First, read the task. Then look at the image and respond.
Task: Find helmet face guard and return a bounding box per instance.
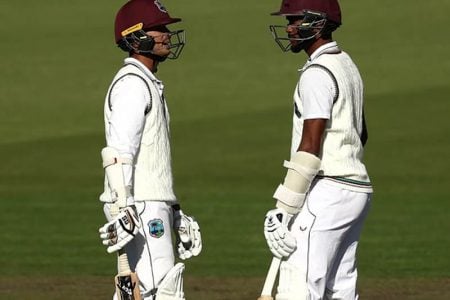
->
[166,29,185,59]
[119,28,186,60]
[270,10,327,52]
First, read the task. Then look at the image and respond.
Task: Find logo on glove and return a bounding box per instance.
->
[148,219,165,238]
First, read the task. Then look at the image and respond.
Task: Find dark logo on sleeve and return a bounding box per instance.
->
[294,102,302,118]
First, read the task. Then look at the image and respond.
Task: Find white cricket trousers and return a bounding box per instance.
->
[286,179,371,300]
[113,201,176,300]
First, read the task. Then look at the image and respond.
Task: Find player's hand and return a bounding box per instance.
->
[264,208,296,258]
[99,206,140,253]
[102,195,135,222]
[173,209,202,260]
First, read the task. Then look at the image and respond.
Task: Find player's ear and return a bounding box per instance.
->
[137,34,155,52]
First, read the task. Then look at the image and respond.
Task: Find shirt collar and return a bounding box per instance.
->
[299,41,340,71]
[124,57,162,85]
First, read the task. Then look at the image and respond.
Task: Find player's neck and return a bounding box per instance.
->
[305,38,333,57]
[131,53,160,73]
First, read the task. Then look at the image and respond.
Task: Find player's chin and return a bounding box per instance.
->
[160,47,171,56]
[154,49,171,58]
[290,44,303,53]
[154,43,170,53]
[288,40,302,53]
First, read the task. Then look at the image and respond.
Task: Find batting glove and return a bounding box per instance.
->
[173,207,202,260]
[99,206,140,253]
[264,208,296,258]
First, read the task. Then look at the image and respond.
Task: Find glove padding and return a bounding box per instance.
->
[264,208,296,258]
[99,206,140,253]
[173,209,202,260]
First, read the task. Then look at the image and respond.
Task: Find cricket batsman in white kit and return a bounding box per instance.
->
[97,1,201,299]
[263,0,373,299]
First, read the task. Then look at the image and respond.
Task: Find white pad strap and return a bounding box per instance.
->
[283,160,317,181]
[156,263,185,300]
[102,157,133,168]
[273,184,306,215]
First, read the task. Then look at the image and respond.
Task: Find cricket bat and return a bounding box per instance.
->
[115,251,142,300]
[102,147,142,300]
[257,214,293,300]
[111,206,142,300]
[257,257,281,300]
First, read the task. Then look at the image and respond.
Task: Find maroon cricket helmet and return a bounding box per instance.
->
[114,0,181,43]
[271,0,342,24]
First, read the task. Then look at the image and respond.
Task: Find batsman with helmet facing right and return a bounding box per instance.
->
[262,0,373,299]
[97,1,202,299]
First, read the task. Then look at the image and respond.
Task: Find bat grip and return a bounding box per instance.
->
[118,250,132,276]
[110,204,132,276]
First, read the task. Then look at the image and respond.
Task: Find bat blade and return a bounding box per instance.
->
[115,272,142,300]
[257,257,281,300]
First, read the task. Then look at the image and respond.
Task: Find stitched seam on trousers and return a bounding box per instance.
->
[305,201,317,292]
[140,201,157,293]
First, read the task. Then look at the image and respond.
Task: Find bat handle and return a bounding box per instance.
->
[259,214,293,299]
[118,250,132,275]
[110,204,133,276]
[258,256,281,300]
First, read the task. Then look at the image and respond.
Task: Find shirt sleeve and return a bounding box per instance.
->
[107,76,149,186]
[299,67,336,120]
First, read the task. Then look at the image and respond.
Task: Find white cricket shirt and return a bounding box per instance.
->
[291,42,373,193]
[103,58,177,202]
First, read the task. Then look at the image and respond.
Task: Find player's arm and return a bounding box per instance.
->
[274,66,334,215]
[297,118,327,155]
[99,76,150,253]
[107,76,149,191]
[264,67,334,259]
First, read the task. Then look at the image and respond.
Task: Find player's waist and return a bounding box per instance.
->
[316,175,373,193]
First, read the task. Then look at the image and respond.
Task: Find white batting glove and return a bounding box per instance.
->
[99,206,140,253]
[102,196,135,222]
[173,207,202,260]
[264,208,296,258]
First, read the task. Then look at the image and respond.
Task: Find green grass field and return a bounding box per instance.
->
[1,0,449,298]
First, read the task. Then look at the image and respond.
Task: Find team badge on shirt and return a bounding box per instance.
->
[148,219,165,238]
[154,0,168,13]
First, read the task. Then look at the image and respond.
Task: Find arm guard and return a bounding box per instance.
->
[101,147,134,210]
[273,151,321,214]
